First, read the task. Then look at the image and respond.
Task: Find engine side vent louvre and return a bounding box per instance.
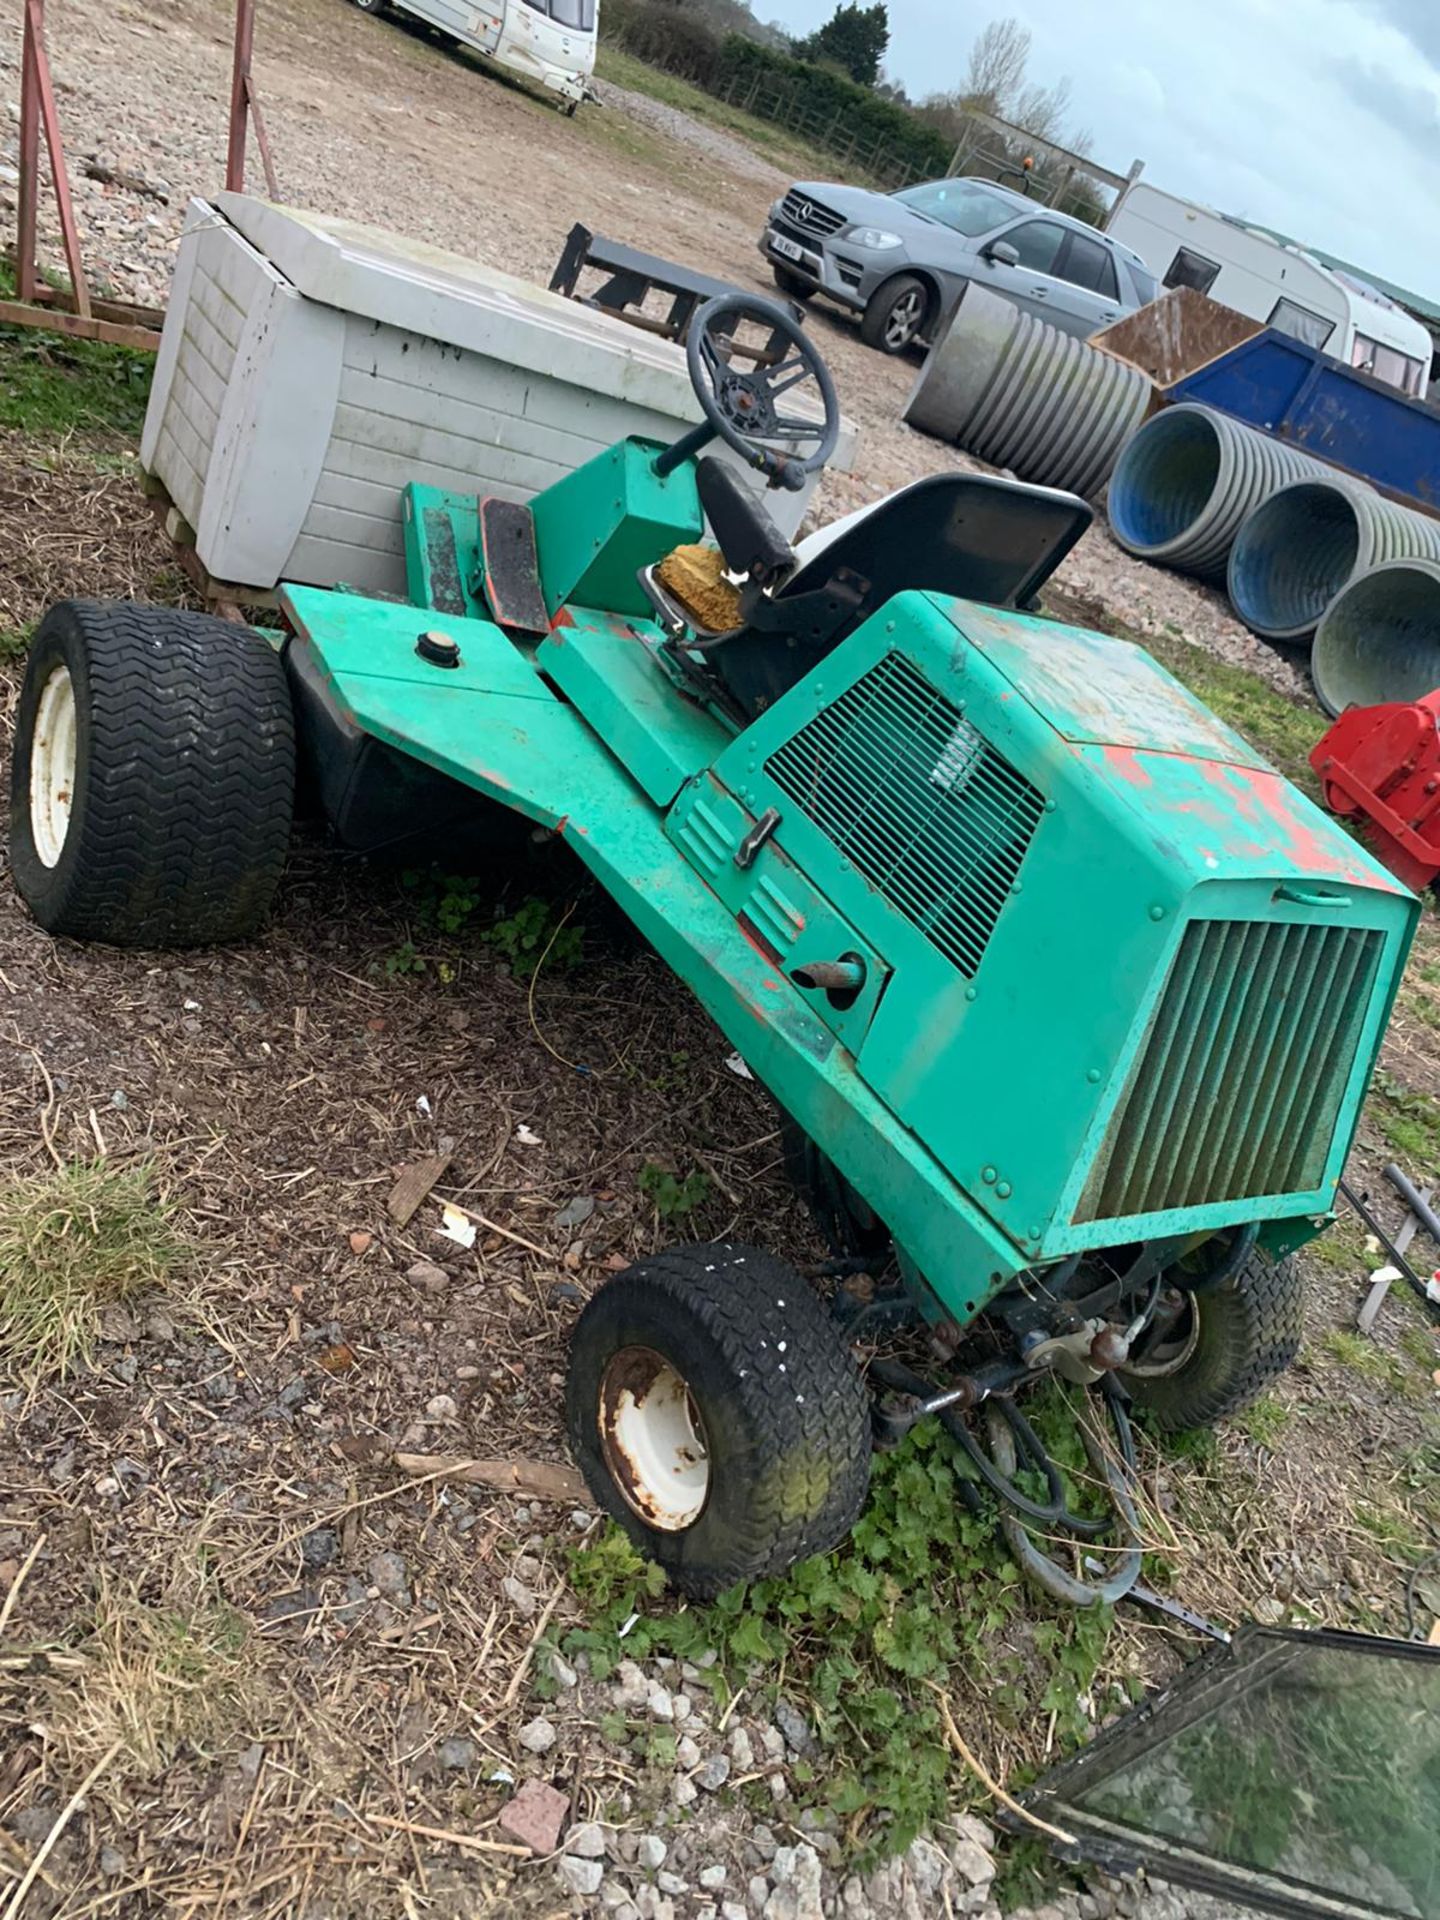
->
[1081,918,1384,1222]
[766,653,1045,979]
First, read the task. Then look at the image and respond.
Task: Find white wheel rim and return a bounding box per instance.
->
[29,665,77,869]
[599,1346,711,1532]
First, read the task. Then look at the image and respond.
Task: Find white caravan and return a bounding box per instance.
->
[1107,181,1430,399]
[350,0,596,113]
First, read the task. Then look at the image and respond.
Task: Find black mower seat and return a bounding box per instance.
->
[706,471,1094,720]
[695,456,795,585]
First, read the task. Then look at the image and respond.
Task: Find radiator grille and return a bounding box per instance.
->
[766,654,1044,978]
[781,190,846,237]
[1080,919,1383,1222]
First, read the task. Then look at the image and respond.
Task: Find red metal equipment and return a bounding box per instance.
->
[1311,693,1440,893]
[4,0,273,351]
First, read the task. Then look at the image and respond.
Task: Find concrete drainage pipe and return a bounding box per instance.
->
[1107,405,1337,583]
[904,281,1151,501]
[1228,478,1440,643]
[1311,559,1440,717]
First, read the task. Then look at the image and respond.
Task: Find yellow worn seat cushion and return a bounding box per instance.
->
[656,544,742,633]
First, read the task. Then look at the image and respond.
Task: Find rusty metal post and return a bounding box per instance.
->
[15,0,39,300]
[227,0,280,199]
[16,0,91,317]
[226,0,254,192]
[248,81,281,200]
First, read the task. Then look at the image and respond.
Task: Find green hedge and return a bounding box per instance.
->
[599,5,953,185]
[601,0,727,87]
[717,38,951,180]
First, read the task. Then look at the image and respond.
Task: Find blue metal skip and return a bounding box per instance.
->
[1164,331,1440,513]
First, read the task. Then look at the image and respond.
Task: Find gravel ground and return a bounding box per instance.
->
[0,6,1428,1917]
[586,76,792,188]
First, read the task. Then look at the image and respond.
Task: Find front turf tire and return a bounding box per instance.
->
[9,600,295,948]
[567,1243,872,1597]
[1121,1250,1304,1432]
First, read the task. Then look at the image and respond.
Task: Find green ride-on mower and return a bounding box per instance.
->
[9,296,1417,1603]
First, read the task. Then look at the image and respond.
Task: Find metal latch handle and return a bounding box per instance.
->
[735,807,781,871]
[1273,885,1350,909]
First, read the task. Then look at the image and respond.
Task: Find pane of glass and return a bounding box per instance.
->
[1268,299,1335,350]
[548,0,595,26]
[1389,350,1422,396]
[893,180,1018,237]
[1004,222,1066,273]
[1130,263,1159,305]
[1355,339,1424,394]
[1164,248,1221,295]
[1060,233,1115,296]
[1057,1635,1440,1917]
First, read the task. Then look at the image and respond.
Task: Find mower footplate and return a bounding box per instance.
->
[479,498,550,635]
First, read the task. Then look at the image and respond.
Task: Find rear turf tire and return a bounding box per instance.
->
[9,600,295,947]
[566,1243,872,1596]
[1121,1251,1304,1432]
[781,1119,891,1261]
[861,273,930,354]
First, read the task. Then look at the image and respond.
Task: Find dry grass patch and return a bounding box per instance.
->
[37,1551,257,1788]
[0,1159,185,1387]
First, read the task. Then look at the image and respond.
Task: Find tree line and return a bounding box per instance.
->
[601,3,1108,221]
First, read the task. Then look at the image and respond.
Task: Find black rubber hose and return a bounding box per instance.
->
[1384,1163,1440,1251]
[872,1358,1112,1537]
[1338,1179,1440,1317]
[988,1387,1144,1607]
[1173,1222,1259,1296]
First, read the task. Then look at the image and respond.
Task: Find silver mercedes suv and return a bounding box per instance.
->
[759,175,1157,354]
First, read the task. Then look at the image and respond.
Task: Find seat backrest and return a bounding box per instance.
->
[711,471,1093,718]
[695,456,795,582]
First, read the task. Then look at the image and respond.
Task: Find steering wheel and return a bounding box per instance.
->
[657,294,840,492]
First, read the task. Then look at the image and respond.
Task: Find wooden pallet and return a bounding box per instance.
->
[142,471,280,622]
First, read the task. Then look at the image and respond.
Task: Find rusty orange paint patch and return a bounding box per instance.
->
[1101,745,1155,789]
[1208,762,1388,885]
[737,915,782,967]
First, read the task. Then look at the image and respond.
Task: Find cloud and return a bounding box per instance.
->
[1363,0,1440,65]
[1339,59,1440,145]
[763,0,1440,295]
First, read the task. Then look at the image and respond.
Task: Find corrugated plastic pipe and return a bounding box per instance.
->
[904,280,1150,500]
[1311,558,1440,717]
[1107,405,1336,583]
[1228,478,1440,642]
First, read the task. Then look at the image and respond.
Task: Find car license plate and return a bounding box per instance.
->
[771,234,804,263]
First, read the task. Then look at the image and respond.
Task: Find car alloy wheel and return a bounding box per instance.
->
[884,288,925,349]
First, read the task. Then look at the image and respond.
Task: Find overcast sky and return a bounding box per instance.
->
[764,0,1440,299]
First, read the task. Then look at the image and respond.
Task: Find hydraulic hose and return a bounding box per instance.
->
[1172,1222,1258,1296]
[872,1359,1114,1539]
[986,1383,1144,1607]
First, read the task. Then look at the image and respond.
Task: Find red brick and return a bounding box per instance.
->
[498,1778,569,1854]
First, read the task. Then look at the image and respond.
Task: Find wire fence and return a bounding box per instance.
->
[715,72,930,191]
[715,74,1127,223]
